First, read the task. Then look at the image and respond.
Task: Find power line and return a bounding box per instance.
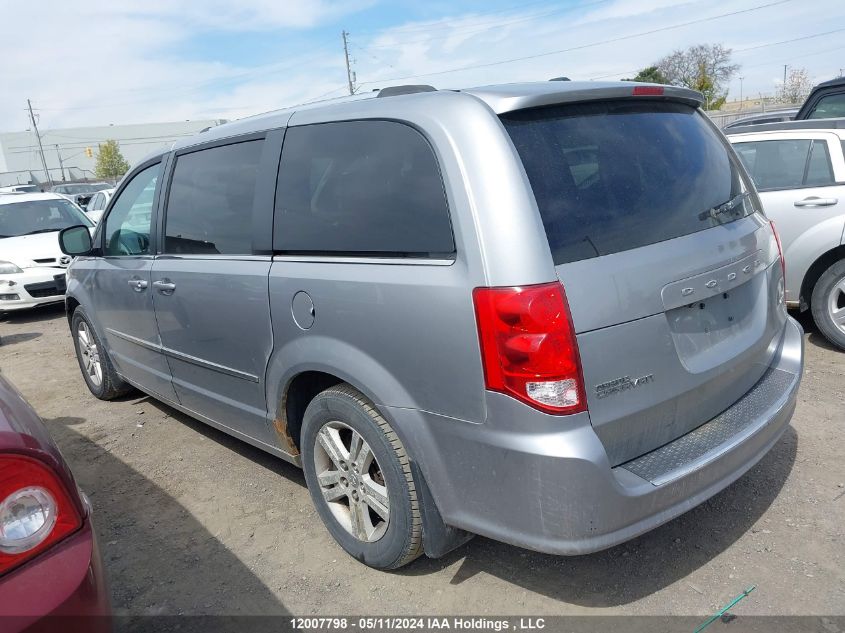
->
[352,0,565,37]
[365,0,614,49]
[734,27,845,53]
[588,26,845,80]
[350,42,398,72]
[357,0,794,87]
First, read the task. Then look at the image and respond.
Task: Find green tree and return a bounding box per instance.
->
[623,66,669,84]
[94,139,130,180]
[656,44,739,110]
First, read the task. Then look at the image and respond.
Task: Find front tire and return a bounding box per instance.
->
[71,308,133,399]
[301,384,423,570]
[810,260,845,351]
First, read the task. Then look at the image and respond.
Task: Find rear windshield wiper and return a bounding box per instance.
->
[699,192,749,222]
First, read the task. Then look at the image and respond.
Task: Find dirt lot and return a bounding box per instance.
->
[0,304,843,619]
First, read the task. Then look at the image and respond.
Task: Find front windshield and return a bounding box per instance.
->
[0,198,93,238]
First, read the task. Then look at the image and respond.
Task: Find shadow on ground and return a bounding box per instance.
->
[142,398,307,487]
[45,416,289,631]
[0,332,42,347]
[1,302,65,325]
[793,309,841,352]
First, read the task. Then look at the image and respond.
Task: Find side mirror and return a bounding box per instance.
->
[59,225,94,256]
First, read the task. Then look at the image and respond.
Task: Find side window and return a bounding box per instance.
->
[89,193,102,211]
[807,93,845,119]
[805,140,835,187]
[103,163,161,256]
[274,120,454,257]
[164,140,263,255]
[734,140,811,190]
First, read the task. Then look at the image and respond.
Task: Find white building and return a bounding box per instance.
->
[0,120,225,187]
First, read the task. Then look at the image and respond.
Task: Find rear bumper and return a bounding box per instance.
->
[389,316,803,555]
[0,517,111,632]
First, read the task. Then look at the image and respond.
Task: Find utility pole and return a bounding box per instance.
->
[739,77,744,111]
[54,145,66,181]
[342,30,355,95]
[27,99,53,187]
[783,65,788,88]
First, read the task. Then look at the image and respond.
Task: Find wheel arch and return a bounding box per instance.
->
[800,244,845,311]
[266,336,420,454]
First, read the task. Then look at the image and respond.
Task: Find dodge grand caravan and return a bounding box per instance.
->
[58,81,804,570]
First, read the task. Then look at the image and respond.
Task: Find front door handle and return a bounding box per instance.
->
[153,280,176,294]
[794,197,838,207]
[127,278,148,292]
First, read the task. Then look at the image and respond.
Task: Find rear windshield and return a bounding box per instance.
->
[501,100,752,265]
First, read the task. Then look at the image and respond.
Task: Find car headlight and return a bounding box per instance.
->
[0,261,23,274]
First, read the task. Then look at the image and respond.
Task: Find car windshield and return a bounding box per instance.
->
[0,198,93,238]
[501,100,750,265]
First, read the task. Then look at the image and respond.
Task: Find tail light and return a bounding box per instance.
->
[473,282,586,415]
[0,454,83,576]
[770,220,786,281]
[632,86,664,96]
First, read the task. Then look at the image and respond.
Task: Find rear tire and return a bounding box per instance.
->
[811,260,845,351]
[301,384,423,570]
[71,308,133,399]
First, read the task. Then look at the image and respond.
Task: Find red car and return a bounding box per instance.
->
[0,374,110,632]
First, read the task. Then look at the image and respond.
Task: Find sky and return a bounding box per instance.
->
[1,0,843,132]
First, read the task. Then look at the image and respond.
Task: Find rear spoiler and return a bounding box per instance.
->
[464,82,704,115]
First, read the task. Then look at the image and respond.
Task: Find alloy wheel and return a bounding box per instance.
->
[313,421,390,542]
[828,277,845,336]
[76,321,102,387]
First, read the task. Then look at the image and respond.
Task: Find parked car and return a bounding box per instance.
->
[727,121,845,349]
[51,183,112,209]
[795,76,845,120]
[0,373,110,631]
[58,81,803,570]
[0,185,40,194]
[723,108,798,130]
[0,193,93,312]
[84,188,114,224]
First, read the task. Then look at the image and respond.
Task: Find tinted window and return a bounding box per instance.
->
[0,198,92,238]
[734,140,811,190]
[807,93,845,119]
[165,140,263,255]
[274,121,453,257]
[501,101,750,265]
[104,163,160,256]
[805,140,835,186]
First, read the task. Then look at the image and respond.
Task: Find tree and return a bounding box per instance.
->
[656,44,739,109]
[94,140,130,180]
[622,66,670,84]
[778,67,812,104]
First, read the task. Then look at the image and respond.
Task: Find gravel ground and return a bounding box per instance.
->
[0,304,843,619]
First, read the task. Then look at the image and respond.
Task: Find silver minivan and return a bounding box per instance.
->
[59,81,804,570]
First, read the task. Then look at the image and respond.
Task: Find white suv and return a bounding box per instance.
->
[728,121,845,349]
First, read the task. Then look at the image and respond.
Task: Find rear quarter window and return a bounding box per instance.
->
[274,120,454,258]
[501,100,751,265]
